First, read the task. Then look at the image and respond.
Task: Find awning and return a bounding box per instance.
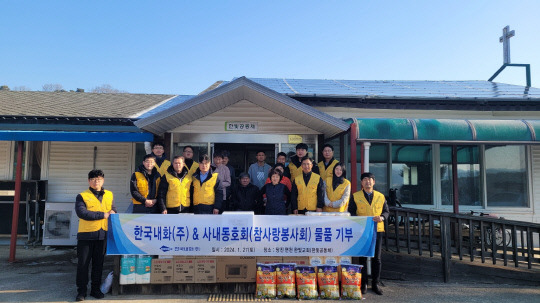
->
[0,131,153,142]
[348,118,540,143]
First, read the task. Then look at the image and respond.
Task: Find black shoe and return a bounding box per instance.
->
[75,294,85,301]
[372,284,383,295]
[89,290,105,299]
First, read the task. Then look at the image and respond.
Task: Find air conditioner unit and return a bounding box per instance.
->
[42,202,79,246]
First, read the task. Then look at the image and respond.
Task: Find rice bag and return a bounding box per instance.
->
[256,263,276,299]
[275,263,296,298]
[317,265,340,300]
[340,264,363,300]
[295,265,318,300]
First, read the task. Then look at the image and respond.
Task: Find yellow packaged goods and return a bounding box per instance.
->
[275,263,296,299]
[256,263,276,299]
[317,265,340,299]
[341,264,363,300]
[295,266,318,300]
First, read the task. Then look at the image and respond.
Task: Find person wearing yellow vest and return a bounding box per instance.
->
[288,143,320,183]
[182,145,199,177]
[348,172,389,296]
[130,154,161,214]
[74,169,117,302]
[291,157,324,214]
[323,162,351,212]
[157,155,192,214]
[191,154,223,214]
[318,144,339,181]
[151,142,171,176]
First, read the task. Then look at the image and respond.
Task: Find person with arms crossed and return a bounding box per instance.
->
[348,172,389,296]
[75,170,117,301]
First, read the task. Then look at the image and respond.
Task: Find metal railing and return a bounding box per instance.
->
[384,207,540,282]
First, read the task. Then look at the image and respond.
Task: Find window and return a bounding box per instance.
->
[392,145,432,205]
[485,145,528,207]
[440,146,481,206]
[368,144,388,196]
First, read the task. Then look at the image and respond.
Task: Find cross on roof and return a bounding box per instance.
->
[499,25,515,64]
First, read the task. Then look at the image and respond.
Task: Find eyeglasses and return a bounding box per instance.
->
[89,178,104,182]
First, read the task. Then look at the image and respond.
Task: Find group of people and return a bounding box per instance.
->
[74,142,389,301]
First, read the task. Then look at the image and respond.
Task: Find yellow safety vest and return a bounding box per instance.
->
[193,173,218,206]
[352,190,385,232]
[186,161,199,177]
[295,173,321,211]
[132,172,160,205]
[324,177,351,212]
[155,159,171,176]
[318,159,339,181]
[164,172,192,208]
[78,189,113,233]
[289,162,302,183]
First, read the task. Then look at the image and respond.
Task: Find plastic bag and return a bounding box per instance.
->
[318,265,340,299]
[256,263,277,299]
[100,271,113,294]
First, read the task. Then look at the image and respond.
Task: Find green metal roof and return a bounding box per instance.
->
[348,118,540,143]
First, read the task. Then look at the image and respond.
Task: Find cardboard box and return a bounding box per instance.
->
[282,256,310,266]
[119,255,136,285]
[173,257,196,283]
[135,255,152,284]
[256,256,283,264]
[150,258,174,284]
[324,256,340,266]
[309,256,325,267]
[216,256,256,283]
[339,256,352,265]
[195,257,216,283]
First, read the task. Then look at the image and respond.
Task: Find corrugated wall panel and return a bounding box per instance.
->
[0,141,11,179]
[172,100,319,134]
[47,142,133,212]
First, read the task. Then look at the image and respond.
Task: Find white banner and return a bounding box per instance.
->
[107,212,376,257]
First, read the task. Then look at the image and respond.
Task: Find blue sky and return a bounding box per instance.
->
[1,1,539,94]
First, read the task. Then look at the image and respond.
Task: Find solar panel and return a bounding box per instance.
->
[245,78,540,100]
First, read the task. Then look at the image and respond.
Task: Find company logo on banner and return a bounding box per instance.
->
[107,213,376,257]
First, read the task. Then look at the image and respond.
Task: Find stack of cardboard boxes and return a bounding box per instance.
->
[120,255,351,285]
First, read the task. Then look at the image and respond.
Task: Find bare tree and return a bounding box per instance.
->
[42,83,64,92]
[12,86,32,91]
[90,84,126,93]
